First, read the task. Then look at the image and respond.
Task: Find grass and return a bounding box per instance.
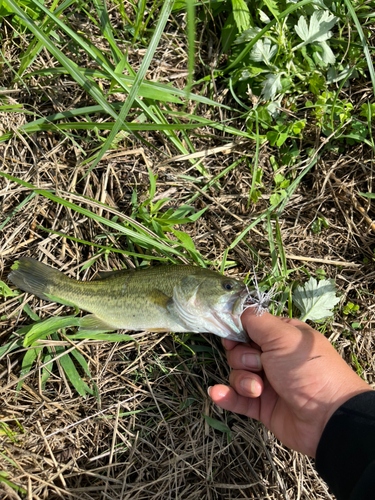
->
[0,0,375,498]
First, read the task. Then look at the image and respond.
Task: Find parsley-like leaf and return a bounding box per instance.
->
[250,38,278,66]
[293,277,340,322]
[294,10,338,50]
[262,73,282,101]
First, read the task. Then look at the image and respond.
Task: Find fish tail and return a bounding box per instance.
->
[9,257,69,303]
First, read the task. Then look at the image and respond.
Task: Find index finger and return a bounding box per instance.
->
[221,338,240,351]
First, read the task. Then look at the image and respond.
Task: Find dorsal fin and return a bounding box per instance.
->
[94,269,134,280]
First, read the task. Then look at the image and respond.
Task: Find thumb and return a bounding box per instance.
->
[240,309,309,352]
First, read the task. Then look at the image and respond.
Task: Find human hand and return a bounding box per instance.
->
[209,310,370,457]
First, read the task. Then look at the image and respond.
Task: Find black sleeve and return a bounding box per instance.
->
[316,391,375,500]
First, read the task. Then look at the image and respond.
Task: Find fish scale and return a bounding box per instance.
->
[8,258,250,342]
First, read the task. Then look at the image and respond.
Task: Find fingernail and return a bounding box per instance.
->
[207,386,212,397]
[242,353,261,370]
[240,377,260,396]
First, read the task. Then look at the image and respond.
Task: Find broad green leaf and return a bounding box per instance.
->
[0,281,17,298]
[17,346,43,391]
[360,103,375,121]
[171,229,196,253]
[21,316,81,346]
[231,0,252,32]
[263,0,280,19]
[294,10,338,50]
[203,415,232,443]
[259,9,271,23]
[225,0,315,72]
[41,349,54,389]
[0,338,24,360]
[234,26,261,45]
[274,173,286,185]
[293,277,340,322]
[54,344,91,397]
[250,38,278,66]
[262,73,282,101]
[318,40,336,64]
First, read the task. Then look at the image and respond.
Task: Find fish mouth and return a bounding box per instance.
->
[171,283,250,343]
[210,311,249,342]
[209,289,250,343]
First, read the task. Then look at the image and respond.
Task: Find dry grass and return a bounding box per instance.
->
[1,6,375,500]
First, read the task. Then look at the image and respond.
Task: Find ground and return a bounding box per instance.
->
[0,3,375,499]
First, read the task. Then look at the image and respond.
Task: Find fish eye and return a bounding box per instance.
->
[222,281,234,291]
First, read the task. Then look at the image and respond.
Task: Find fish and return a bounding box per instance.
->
[8,258,250,342]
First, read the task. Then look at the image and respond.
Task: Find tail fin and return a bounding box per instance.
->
[8,257,65,302]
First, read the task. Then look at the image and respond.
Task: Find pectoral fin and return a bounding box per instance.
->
[144,289,172,310]
[79,315,116,332]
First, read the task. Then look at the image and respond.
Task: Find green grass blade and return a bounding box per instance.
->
[342,0,375,94]
[69,347,99,400]
[0,171,186,258]
[26,67,237,109]
[41,349,54,389]
[186,0,196,93]
[19,316,81,347]
[133,0,147,42]
[275,218,288,276]
[52,340,91,397]
[0,338,24,361]
[0,191,37,231]
[85,0,175,175]
[8,0,157,136]
[36,225,171,262]
[227,156,319,253]
[186,156,246,204]
[4,0,118,119]
[92,0,122,64]
[17,346,43,392]
[248,110,260,207]
[0,120,209,143]
[16,0,61,78]
[266,212,279,278]
[0,472,27,495]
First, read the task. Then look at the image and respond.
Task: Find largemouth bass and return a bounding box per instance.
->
[9,258,250,342]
